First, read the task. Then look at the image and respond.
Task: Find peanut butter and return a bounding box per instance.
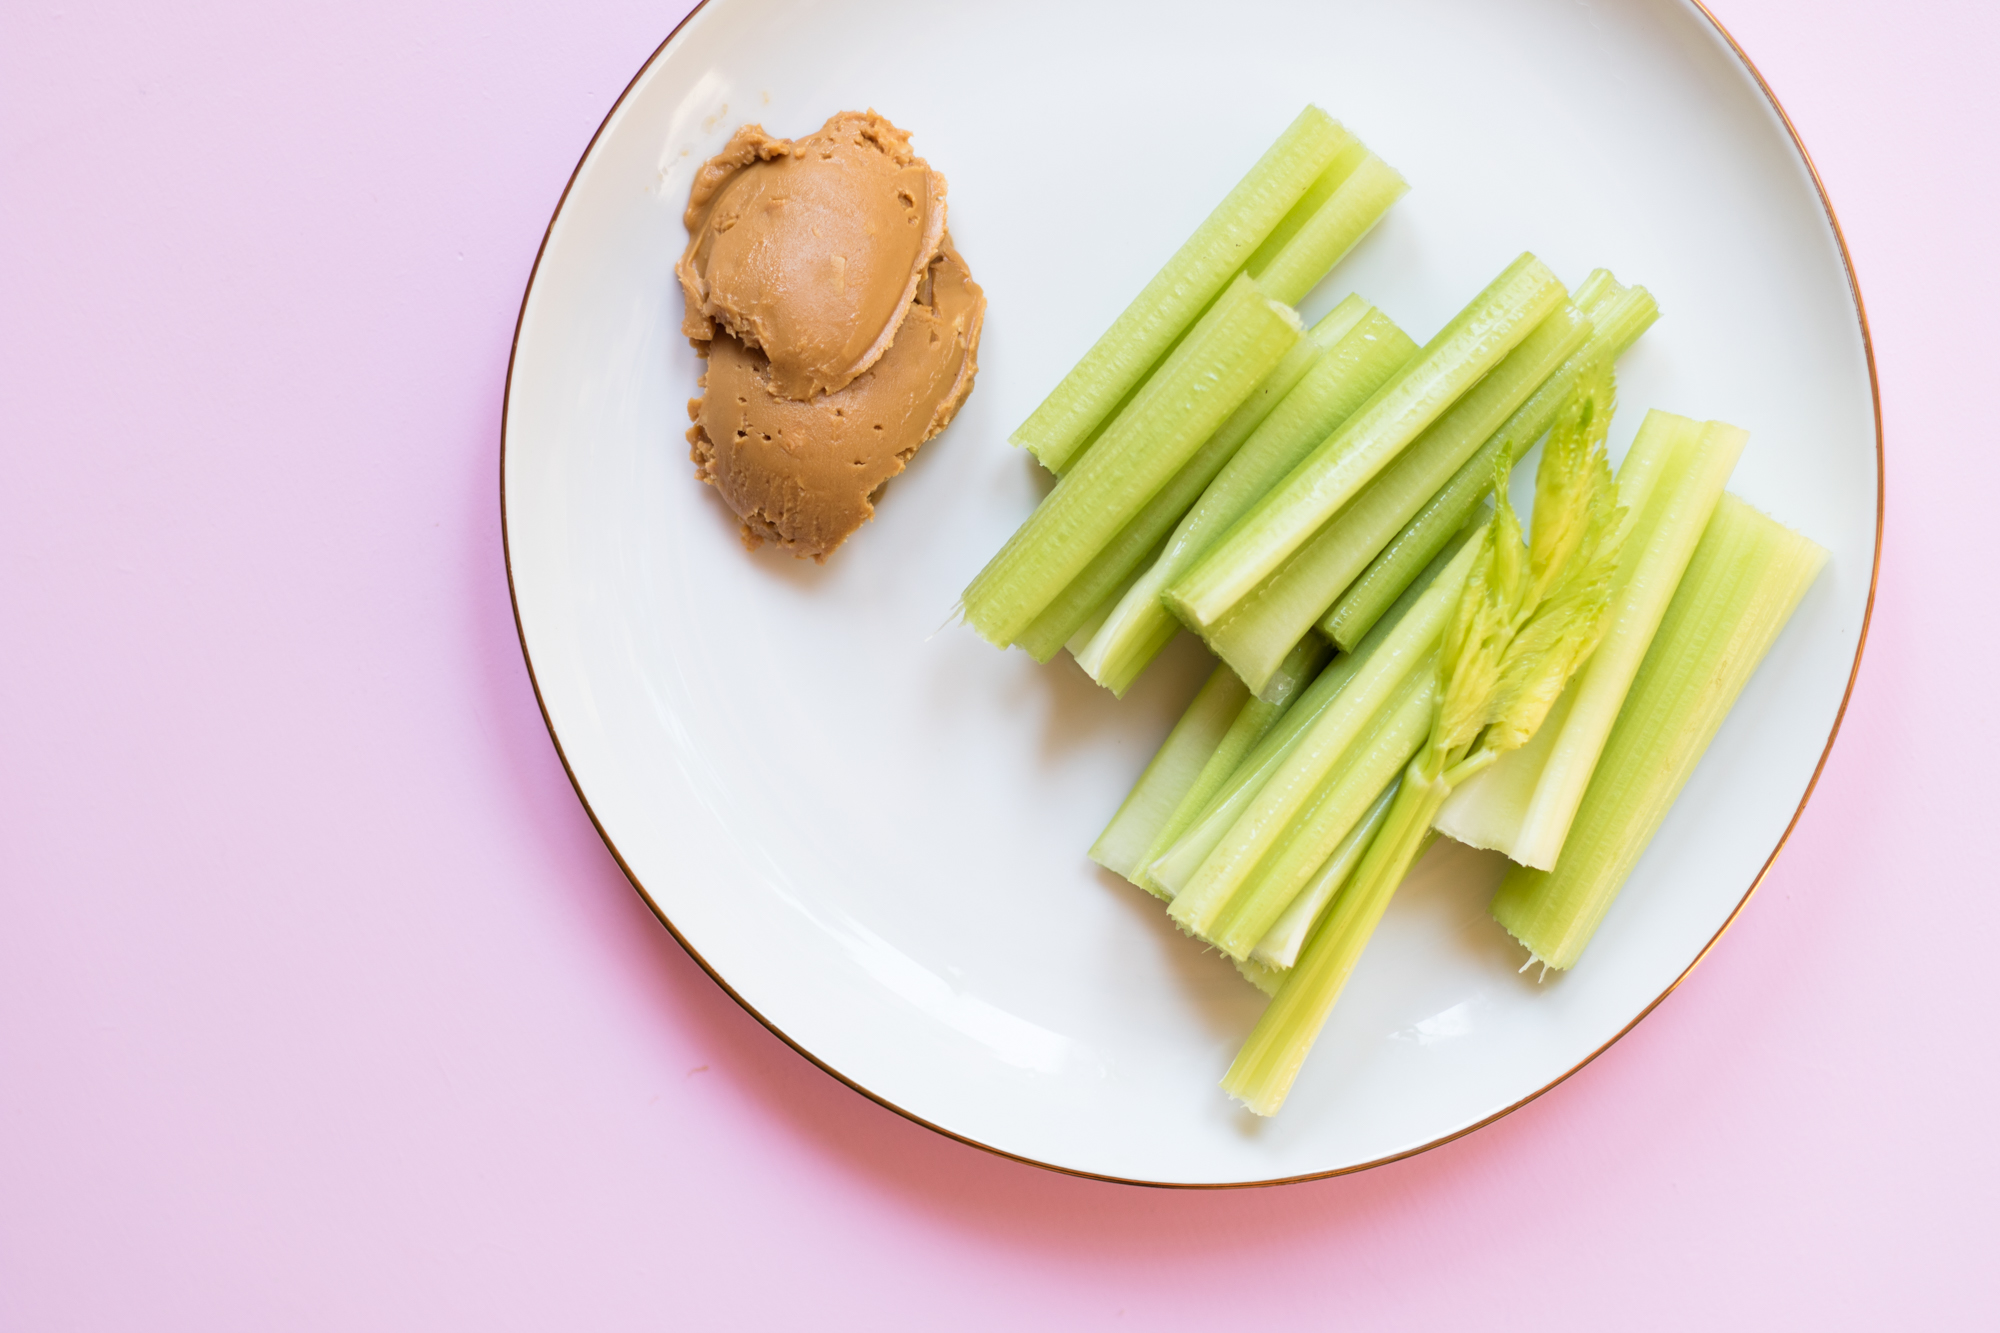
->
[689,240,983,561]
[680,111,949,399]
[680,111,984,561]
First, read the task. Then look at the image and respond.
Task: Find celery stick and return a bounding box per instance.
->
[961,277,1303,648]
[1013,107,1352,473]
[1224,364,1627,1116]
[1166,531,1482,937]
[1012,325,1330,662]
[1199,299,1595,693]
[1131,636,1332,890]
[1140,644,1366,899]
[1076,300,1419,696]
[1223,773,1446,1115]
[1054,532,1169,662]
[1089,664,1250,880]
[1140,524,1477,898]
[1167,253,1567,630]
[1489,494,1826,968]
[1249,779,1398,970]
[1323,279,1660,650]
[1211,669,1436,959]
[1435,411,1746,869]
[1248,152,1408,307]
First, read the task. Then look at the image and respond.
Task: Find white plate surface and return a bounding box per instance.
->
[503,0,1877,1183]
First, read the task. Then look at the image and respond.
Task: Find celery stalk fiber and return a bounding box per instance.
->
[1075,299,1419,695]
[1166,534,1481,939]
[1249,779,1398,970]
[1012,328,1329,661]
[1210,671,1437,959]
[1247,152,1408,306]
[961,276,1302,648]
[1196,298,1594,694]
[1323,276,1660,651]
[1224,367,1627,1115]
[1166,253,1567,631]
[1138,525,1476,899]
[1489,493,1827,968]
[1434,410,1747,869]
[1013,107,1352,473]
[1089,664,1250,879]
[1119,637,1331,893]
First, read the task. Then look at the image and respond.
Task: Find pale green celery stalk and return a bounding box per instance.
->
[1323,279,1660,650]
[1249,779,1398,970]
[1130,637,1332,892]
[1199,300,1594,694]
[1490,494,1827,968]
[1167,253,1567,630]
[1076,301,1420,696]
[1210,670,1437,958]
[961,277,1302,648]
[1225,770,1446,1114]
[1140,644,1364,899]
[1434,410,1747,869]
[1166,532,1482,937]
[1012,326,1330,662]
[1139,525,1476,898]
[1061,533,1165,659]
[1224,364,1627,1116]
[1014,107,1351,473]
[1089,664,1251,880]
[1247,152,1408,306]
[1053,142,1405,480]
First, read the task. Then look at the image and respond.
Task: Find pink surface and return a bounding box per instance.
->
[2,1,1991,1326]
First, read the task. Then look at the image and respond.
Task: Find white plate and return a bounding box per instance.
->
[503,0,1878,1184]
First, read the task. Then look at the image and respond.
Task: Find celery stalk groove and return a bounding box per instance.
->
[1012,108,1351,473]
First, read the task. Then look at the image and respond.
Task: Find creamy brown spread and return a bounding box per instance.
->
[680,111,983,561]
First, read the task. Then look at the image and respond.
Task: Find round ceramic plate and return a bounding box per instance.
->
[503,0,1877,1184]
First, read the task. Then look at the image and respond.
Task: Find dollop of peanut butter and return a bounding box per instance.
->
[679,111,948,399]
[689,240,983,561]
[680,111,984,561]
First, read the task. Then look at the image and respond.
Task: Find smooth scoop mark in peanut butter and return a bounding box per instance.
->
[689,239,984,562]
[679,111,948,400]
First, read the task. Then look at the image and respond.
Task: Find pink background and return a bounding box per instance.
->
[3,1,1991,1326]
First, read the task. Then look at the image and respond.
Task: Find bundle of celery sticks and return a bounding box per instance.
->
[959,106,1827,1116]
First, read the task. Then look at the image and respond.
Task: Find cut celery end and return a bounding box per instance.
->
[1322,280,1661,651]
[1241,140,1367,286]
[1015,333,1328,662]
[1139,520,1479,900]
[1490,494,1827,969]
[1248,153,1408,307]
[1223,773,1448,1116]
[1013,108,1352,474]
[1234,957,1286,998]
[1435,410,1746,869]
[1210,669,1436,959]
[1165,532,1479,936]
[1131,637,1331,883]
[1089,664,1251,881]
[1167,253,1567,629]
[1077,303,1418,695]
[962,277,1303,648]
[1196,295,1592,694]
[1249,778,1398,970]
